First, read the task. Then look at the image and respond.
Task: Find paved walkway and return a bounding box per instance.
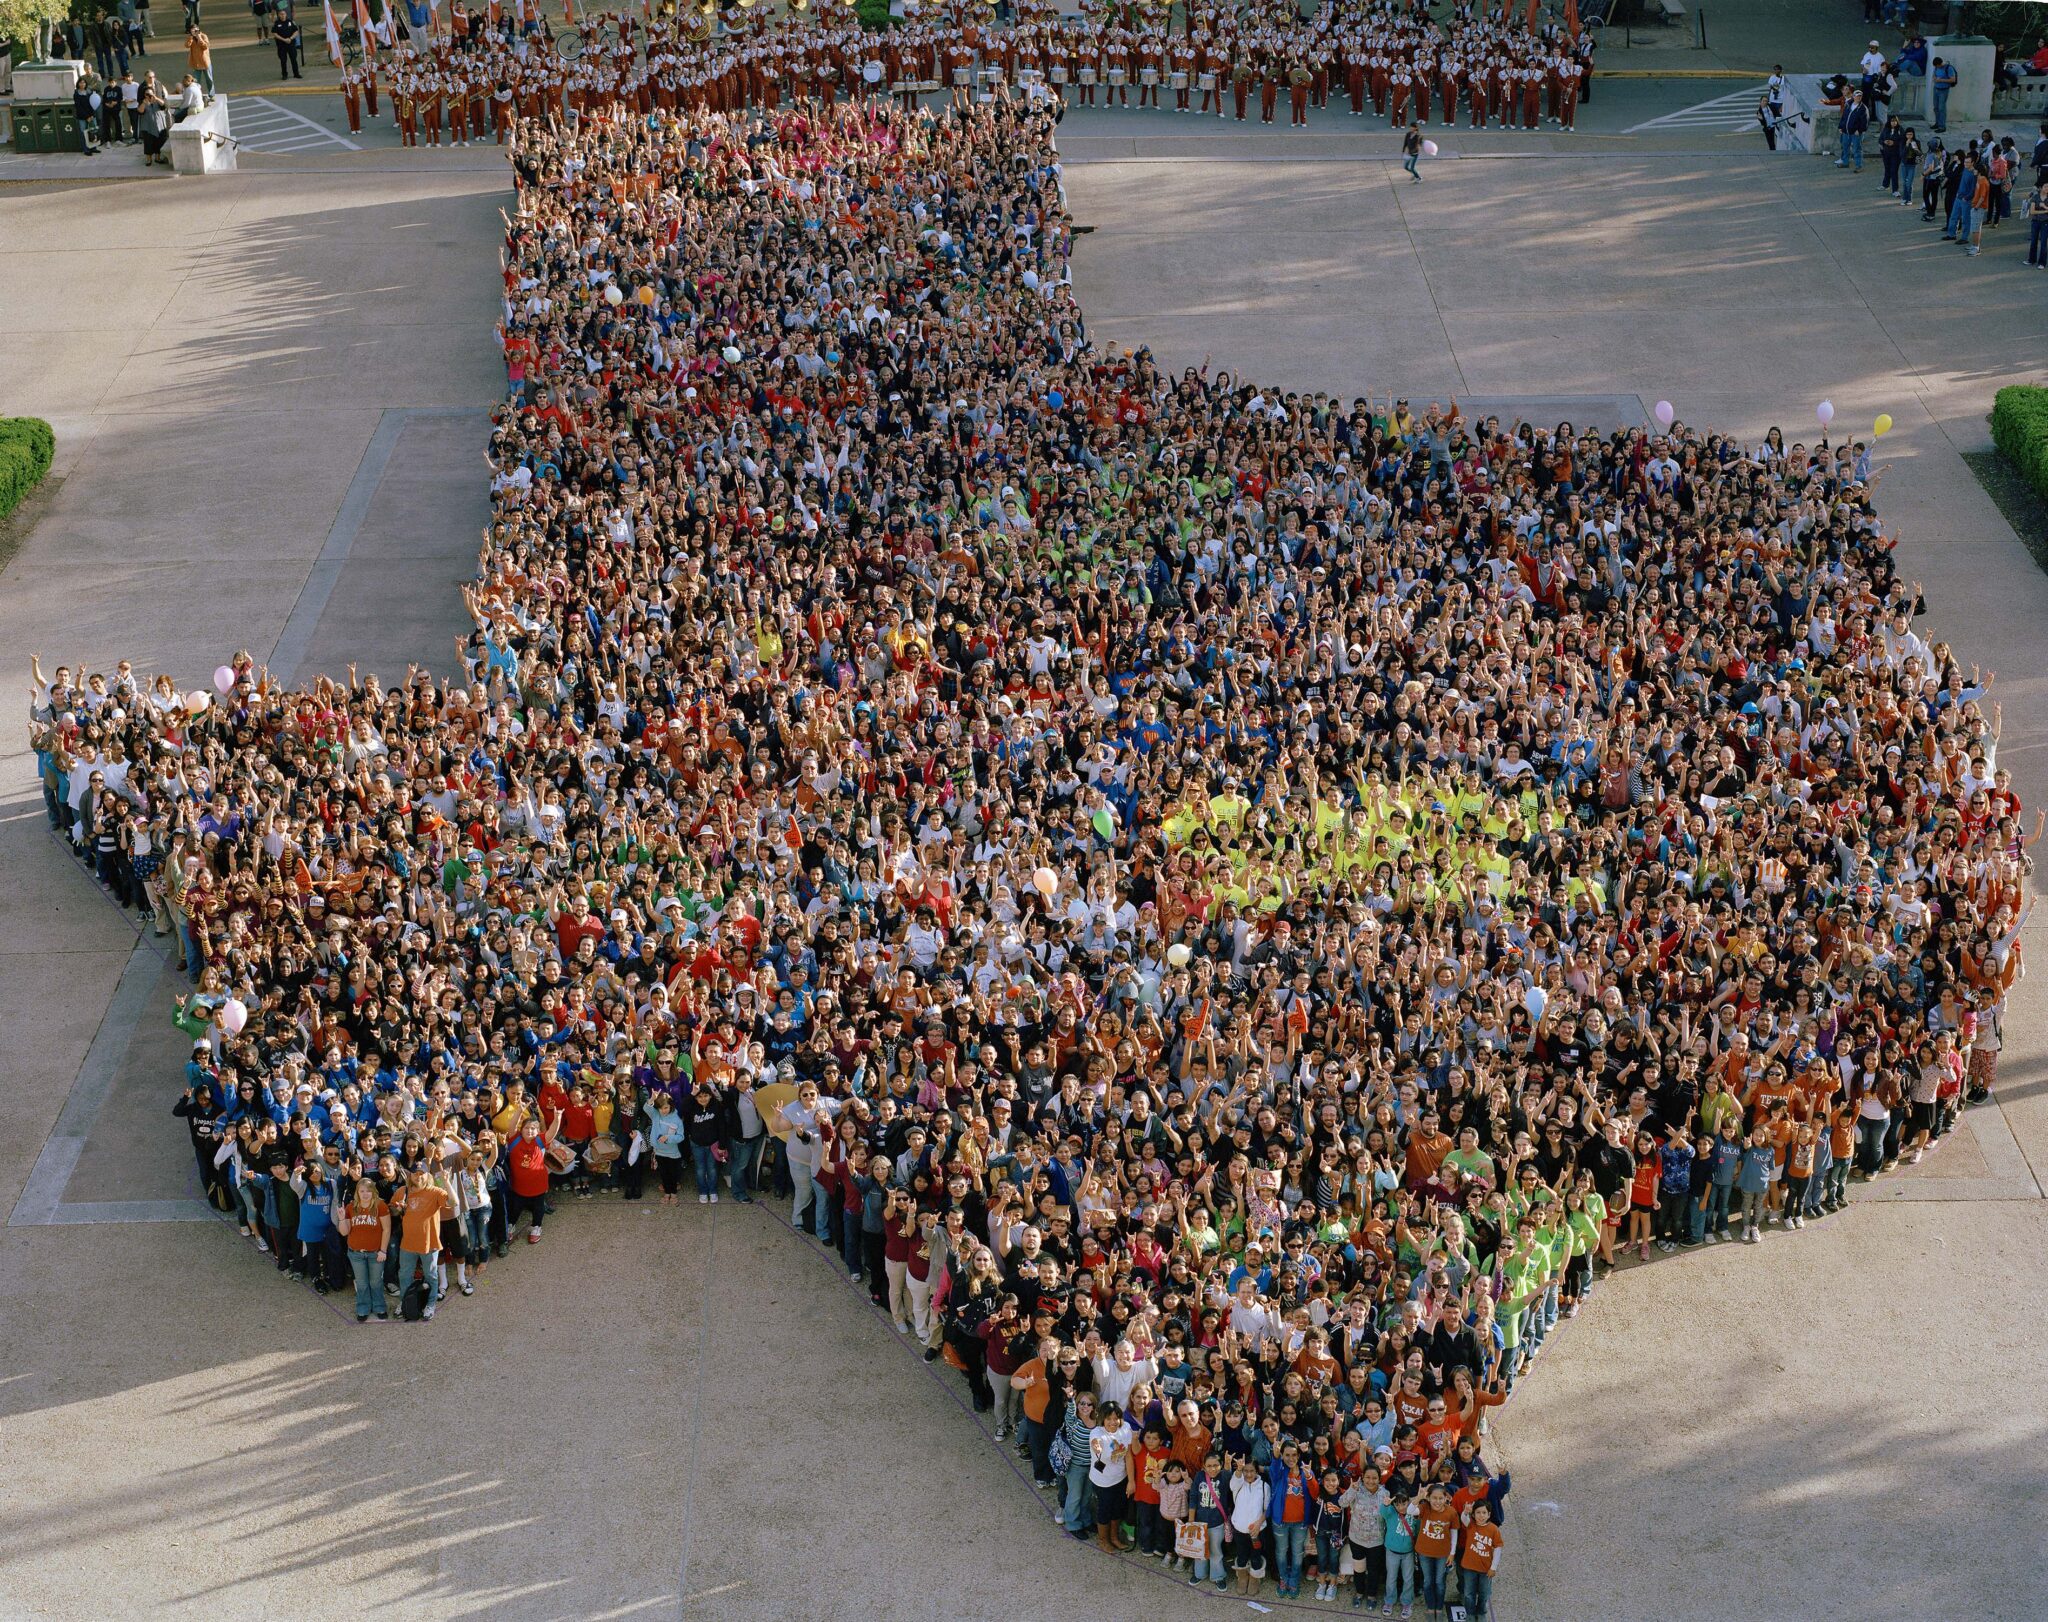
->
[6,126,2048,1622]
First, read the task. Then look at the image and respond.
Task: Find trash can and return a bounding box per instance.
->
[6,107,27,153]
[31,105,59,152]
[52,104,86,153]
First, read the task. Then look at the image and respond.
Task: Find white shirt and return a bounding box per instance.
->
[1088,1420,1132,1486]
[1091,1351,1157,1410]
[1229,1475,1270,1532]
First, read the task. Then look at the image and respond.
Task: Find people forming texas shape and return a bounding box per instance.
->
[34,36,2023,1622]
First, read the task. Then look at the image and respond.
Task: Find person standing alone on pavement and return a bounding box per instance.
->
[1836,90,1869,172]
[1930,55,1955,132]
[186,25,212,96]
[272,8,303,78]
[1402,120,1423,182]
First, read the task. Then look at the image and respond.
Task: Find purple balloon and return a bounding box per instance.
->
[1653,400,1675,429]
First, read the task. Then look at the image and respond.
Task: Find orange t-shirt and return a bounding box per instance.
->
[1461,1520,1505,1573]
[398,1184,450,1252]
[1016,1357,1052,1424]
[1413,1504,1457,1559]
[344,1198,388,1252]
[1417,1417,1462,1464]
[1391,1387,1430,1429]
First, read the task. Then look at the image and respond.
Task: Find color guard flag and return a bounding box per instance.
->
[355,0,377,59]
[324,0,342,62]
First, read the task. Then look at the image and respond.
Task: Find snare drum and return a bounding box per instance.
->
[1197,71,1217,90]
[1107,65,1127,85]
[1077,65,1097,84]
[1169,70,1189,89]
[1138,66,1160,86]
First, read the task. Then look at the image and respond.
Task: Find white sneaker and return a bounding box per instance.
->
[698,1194,710,1204]
[709,1193,719,1204]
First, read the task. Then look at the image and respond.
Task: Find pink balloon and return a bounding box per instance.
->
[220,998,248,1036]
[1653,400,1675,429]
[1816,400,1834,427]
[1421,139,1438,157]
[213,664,237,694]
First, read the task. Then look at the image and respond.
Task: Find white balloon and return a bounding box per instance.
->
[220,998,249,1036]
[721,344,743,364]
[1524,985,1547,1022]
[1815,399,1834,427]
[1166,942,1192,968]
[603,283,624,306]
[1421,138,1438,157]
[186,690,210,712]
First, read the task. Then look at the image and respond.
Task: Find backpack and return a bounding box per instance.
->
[401,1278,431,1321]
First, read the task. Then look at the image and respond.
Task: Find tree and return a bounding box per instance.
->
[0,0,73,62]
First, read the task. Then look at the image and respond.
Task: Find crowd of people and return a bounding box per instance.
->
[1814,33,2048,265]
[25,30,2034,1615]
[331,0,1596,143]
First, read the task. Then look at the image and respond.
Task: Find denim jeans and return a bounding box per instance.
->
[1687,1189,1708,1243]
[1465,1568,1495,1620]
[1062,1455,1095,1532]
[1273,1521,1307,1590]
[1706,1180,1733,1233]
[840,1210,864,1275]
[1385,1546,1417,1604]
[689,1142,719,1196]
[398,1247,437,1308]
[812,1174,838,1242]
[1419,1552,1450,1609]
[1857,1116,1888,1173]
[465,1208,488,1257]
[1316,1531,1343,1584]
[1838,130,1862,170]
[1019,1415,1051,1481]
[1738,1187,1767,1230]
[1932,87,1949,128]
[2030,217,2048,264]
[1898,159,1916,199]
[1190,1521,1227,1584]
[348,1249,383,1317]
[725,1135,758,1199]
[1135,1500,1163,1555]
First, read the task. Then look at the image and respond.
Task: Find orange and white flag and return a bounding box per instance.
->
[324,0,343,64]
[355,0,378,58]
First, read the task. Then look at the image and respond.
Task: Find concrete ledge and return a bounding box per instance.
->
[169,98,235,175]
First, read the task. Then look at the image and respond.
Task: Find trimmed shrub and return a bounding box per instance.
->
[1991,386,2048,502]
[0,417,55,523]
[853,0,894,29]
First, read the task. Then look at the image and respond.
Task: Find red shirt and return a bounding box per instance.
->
[509,1138,550,1197]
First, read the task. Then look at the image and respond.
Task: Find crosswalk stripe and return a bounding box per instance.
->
[1625,84,1766,133]
[223,94,360,152]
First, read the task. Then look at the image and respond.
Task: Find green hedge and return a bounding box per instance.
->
[853,0,895,29]
[0,417,54,523]
[1991,386,2048,500]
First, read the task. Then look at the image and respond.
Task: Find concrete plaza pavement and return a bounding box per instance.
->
[6,131,2048,1620]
